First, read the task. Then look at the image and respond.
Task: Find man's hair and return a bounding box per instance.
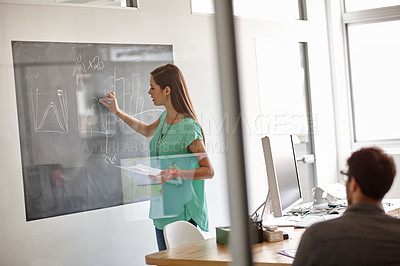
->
[347,147,396,200]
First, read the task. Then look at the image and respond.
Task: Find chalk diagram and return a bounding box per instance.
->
[105,68,163,133]
[30,88,69,134]
[72,54,86,85]
[29,54,163,141]
[76,65,163,156]
[75,54,110,138]
[77,96,110,137]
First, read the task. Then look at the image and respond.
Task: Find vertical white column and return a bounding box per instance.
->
[213,1,253,265]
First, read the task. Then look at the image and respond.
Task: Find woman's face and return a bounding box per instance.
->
[148,75,167,106]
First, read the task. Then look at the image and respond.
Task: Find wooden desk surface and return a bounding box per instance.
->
[146,202,400,266]
[145,228,305,266]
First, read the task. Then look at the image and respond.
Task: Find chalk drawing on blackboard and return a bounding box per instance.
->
[26,72,39,80]
[12,41,173,221]
[76,55,110,138]
[31,88,69,134]
[72,54,87,85]
[87,55,105,71]
[77,96,111,138]
[132,73,144,116]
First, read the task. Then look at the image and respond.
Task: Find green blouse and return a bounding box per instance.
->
[149,110,209,232]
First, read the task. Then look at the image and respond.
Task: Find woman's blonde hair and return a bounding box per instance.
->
[151,64,205,144]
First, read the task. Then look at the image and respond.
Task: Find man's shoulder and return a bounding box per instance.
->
[305,210,400,238]
[305,217,343,234]
[303,212,368,236]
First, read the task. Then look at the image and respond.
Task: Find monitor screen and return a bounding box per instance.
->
[262,135,302,217]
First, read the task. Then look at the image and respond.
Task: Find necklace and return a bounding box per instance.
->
[156,112,179,157]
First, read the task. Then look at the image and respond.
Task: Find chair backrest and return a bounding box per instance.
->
[163,220,204,249]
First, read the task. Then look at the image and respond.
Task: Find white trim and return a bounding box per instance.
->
[0,0,139,10]
[343,5,400,24]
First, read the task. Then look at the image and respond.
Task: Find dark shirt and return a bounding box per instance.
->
[292,203,400,266]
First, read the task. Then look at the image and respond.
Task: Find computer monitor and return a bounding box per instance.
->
[261,135,303,217]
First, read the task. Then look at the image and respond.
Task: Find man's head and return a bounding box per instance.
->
[345,147,396,204]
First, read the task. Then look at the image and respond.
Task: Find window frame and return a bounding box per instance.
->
[342,3,400,150]
[190,0,307,21]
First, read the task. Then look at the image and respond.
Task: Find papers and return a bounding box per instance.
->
[117,164,161,176]
[277,249,297,259]
[117,164,182,185]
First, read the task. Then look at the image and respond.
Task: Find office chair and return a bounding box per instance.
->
[163,220,204,249]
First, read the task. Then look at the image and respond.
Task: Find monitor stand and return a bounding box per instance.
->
[252,190,307,227]
[251,190,271,222]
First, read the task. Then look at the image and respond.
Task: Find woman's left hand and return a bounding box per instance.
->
[159,169,182,184]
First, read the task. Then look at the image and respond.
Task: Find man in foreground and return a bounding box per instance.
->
[293,147,400,266]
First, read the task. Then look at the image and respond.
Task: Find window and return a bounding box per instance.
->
[343,3,400,144]
[347,20,400,142]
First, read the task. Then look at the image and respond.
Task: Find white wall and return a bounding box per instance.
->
[234,0,338,211]
[0,1,230,266]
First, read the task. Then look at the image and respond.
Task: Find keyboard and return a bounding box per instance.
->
[294,216,326,228]
[294,214,340,228]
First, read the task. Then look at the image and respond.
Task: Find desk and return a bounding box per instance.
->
[145,228,305,266]
[383,199,400,217]
[146,201,400,265]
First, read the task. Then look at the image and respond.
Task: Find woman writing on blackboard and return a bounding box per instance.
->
[100,63,214,251]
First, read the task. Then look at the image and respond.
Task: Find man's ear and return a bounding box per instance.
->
[350,177,358,192]
[164,86,171,95]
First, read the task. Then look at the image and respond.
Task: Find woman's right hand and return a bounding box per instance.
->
[99,91,120,115]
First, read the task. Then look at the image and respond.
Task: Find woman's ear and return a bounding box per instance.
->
[164,86,171,95]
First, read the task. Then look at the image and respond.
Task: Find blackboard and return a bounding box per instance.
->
[12,41,173,221]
